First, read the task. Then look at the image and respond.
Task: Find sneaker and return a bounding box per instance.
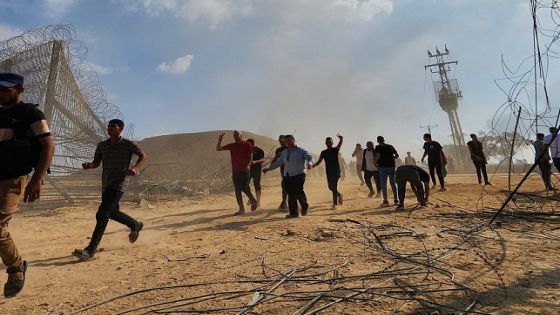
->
[278,202,287,210]
[285,214,299,219]
[439,187,446,191]
[381,200,390,207]
[485,182,493,186]
[338,194,343,205]
[72,248,95,261]
[251,202,258,211]
[234,210,245,216]
[419,203,427,209]
[394,199,399,205]
[4,261,27,298]
[395,205,405,211]
[548,187,555,192]
[331,205,337,210]
[360,182,365,186]
[301,205,309,216]
[129,221,143,243]
[368,192,374,198]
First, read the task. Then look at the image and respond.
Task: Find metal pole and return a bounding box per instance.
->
[508,106,522,192]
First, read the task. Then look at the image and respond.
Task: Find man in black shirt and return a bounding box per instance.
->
[395,165,430,210]
[467,134,490,185]
[0,72,55,297]
[313,134,343,209]
[270,135,288,209]
[247,139,265,207]
[374,136,399,206]
[421,134,447,191]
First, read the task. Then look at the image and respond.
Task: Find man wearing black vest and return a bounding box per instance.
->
[0,72,54,297]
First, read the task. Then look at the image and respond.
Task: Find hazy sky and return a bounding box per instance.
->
[0,0,549,159]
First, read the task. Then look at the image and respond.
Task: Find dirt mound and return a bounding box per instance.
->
[138,131,280,180]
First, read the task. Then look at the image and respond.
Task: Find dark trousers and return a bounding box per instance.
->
[249,169,262,191]
[473,160,489,184]
[281,176,287,203]
[428,161,445,187]
[232,171,256,210]
[326,173,341,205]
[553,158,560,173]
[285,174,308,216]
[396,170,425,206]
[538,161,552,189]
[364,170,381,194]
[88,189,138,251]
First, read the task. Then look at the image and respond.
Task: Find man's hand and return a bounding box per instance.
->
[263,168,269,174]
[23,177,42,202]
[82,162,94,170]
[124,168,138,177]
[337,133,343,140]
[218,132,225,141]
[307,163,313,170]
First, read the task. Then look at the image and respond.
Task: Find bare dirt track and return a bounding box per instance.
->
[1,173,559,314]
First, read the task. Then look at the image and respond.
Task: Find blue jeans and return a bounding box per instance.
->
[378,167,397,202]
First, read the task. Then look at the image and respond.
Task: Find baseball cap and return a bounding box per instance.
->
[0,72,24,88]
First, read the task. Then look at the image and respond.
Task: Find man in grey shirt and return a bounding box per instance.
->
[73,119,148,261]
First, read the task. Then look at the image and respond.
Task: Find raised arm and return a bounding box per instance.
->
[216,132,226,151]
[336,134,343,151]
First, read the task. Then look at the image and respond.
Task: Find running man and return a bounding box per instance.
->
[247,138,265,207]
[421,133,447,191]
[534,133,553,191]
[216,130,257,215]
[270,135,288,209]
[404,152,416,165]
[395,165,430,210]
[361,141,381,198]
[264,135,314,218]
[467,134,490,185]
[374,136,399,206]
[313,134,344,209]
[73,119,147,261]
[352,144,365,185]
[0,72,54,297]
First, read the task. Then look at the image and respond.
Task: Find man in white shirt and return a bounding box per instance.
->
[544,127,560,173]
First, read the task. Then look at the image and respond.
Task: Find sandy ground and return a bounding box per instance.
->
[1,172,559,314]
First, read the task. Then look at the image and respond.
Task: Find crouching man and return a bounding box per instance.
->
[395,165,430,210]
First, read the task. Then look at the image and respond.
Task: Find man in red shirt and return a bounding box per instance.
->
[217,130,258,215]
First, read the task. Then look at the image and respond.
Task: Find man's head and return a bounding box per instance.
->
[356,143,362,149]
[470,134,478,141]
[325,137,333,148]
[233,130,243,142]
[108,119,125,137]
[278,135,286,147]
[423,133,432,142]
[550,127,557,135]
[407,151,411,156]
[285,134,296,147]
[247,138,255,146]
[537,133,545,140]
[377,136,385,144]
[366,141,374,149]
[0,72,24,107]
